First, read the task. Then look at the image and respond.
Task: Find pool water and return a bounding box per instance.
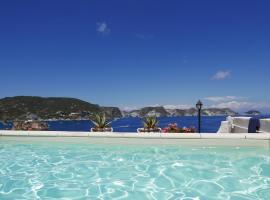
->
[0,141,270,200]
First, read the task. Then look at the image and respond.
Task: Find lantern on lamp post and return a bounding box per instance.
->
[196,100,203,133]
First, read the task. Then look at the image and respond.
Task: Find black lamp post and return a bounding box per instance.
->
[196,100,203,133]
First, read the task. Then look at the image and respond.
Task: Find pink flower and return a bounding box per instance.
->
[162,127,169,133]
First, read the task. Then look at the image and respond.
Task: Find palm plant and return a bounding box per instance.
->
[143,116,159,129]
[138,116,161,132]
[90,113,112,132]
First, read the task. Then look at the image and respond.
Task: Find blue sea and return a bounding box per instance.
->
[1,116,270,133]
[0,116,224,133]
[48,116,226,133]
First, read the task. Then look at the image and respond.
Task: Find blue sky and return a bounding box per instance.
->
[0,0,270,112]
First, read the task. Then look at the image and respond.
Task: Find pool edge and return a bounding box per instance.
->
[1,131,270,148]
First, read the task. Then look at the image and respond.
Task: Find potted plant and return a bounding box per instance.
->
[90,113,113,132]
[137,116,162,133]
[162,123,196,133]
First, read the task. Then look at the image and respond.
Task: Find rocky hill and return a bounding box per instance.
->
[124,106,237,117]
[0,96,122,121]
[0,96,238,122]
[201,108,237,116]
[245,110,261,115]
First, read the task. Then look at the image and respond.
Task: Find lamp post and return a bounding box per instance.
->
[196,100,203,133]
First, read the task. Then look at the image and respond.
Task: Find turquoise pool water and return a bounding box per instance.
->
[0,140,270,200]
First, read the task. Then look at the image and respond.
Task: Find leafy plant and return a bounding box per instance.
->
[162,123,179,133]
[162,123,196,133]
[142,116,159,130]
[91,113,111,129]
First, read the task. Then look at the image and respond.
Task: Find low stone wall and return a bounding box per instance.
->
[231,117,251,133]
[218,117,270,134]
[260,119,270,133]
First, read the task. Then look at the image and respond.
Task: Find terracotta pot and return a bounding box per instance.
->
[137,128,162,133]
[91,127,113,132]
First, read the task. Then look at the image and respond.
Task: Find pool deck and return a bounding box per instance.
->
[1,130,270,148]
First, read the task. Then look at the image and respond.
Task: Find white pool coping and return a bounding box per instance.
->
[1,130,270,148]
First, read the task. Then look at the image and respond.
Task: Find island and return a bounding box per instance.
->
[0,96,122,121]
[0,96,238,122]
[123,106,237,117]
[245,110,262,115]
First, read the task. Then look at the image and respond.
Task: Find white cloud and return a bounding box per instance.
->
[122,106,139,111]
[150,104,193,109]
[204,96,270,112]
[211,101,270,112]
[212,101,251,110]
[122,101,270,113]
[122,104,193,111]
[204,96,244,102]
[212,70,231,80]
[163,104,193,110]
[96,22,110,35]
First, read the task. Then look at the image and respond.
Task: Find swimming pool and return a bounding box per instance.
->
[0,139,270,200]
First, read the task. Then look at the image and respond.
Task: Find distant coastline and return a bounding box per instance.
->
[0,96,264,122]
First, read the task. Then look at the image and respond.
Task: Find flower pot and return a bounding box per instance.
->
[91,127,113,132]
[137,128,162,133]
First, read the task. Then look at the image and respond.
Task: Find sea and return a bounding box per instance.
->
[1,115,269,133]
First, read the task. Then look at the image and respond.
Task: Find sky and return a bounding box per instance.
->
[0,0,270,113]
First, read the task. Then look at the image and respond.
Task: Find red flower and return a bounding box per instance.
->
[163,123,196,133]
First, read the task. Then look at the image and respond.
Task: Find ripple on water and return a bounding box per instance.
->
[0,143,270,200]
